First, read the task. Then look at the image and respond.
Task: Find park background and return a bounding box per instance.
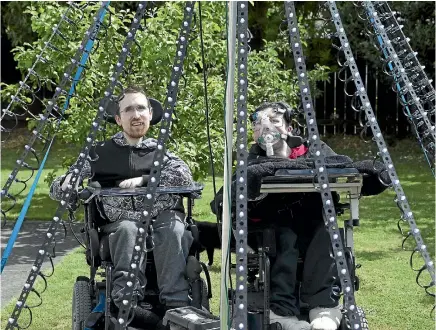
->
[1,2,435,329]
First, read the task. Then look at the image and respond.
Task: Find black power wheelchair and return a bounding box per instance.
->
[72,182,214,330]
[158,168,370,330]
[72,168,371,330]
[223,168,369,330]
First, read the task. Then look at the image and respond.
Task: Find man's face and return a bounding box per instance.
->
[251,107,290,144]
[115,92,152,139]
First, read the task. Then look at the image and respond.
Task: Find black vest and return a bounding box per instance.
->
[89,140,156,187]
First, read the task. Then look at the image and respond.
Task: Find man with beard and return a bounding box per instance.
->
[50,86,194,328]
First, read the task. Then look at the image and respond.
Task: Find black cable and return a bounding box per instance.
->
[198,2,219,224]
[68,210,86,249]
[199,4,234,322]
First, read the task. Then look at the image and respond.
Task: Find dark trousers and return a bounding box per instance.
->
[269,223,340,316]
[101,210,193,308]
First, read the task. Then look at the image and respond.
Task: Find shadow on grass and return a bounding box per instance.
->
[1,221,83,267]
[208,263,223,273]
[356,250,395,261]
[419,294,435,305]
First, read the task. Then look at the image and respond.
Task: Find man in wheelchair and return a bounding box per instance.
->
[211,102,390,330]
[49,86,202,329]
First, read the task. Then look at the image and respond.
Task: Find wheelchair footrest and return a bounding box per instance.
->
[163,306,220,330]
[85,311,104,328]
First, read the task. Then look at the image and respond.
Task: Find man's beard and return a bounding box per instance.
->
[124,122,149,138]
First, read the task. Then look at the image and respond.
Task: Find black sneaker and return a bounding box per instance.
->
[129,306,161,329]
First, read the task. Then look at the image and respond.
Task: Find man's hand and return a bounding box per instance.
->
[118,177,144,189]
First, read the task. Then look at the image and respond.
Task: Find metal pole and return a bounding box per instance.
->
[220,2,237,329]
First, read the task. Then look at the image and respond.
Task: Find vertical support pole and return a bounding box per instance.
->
[220,2,237,329]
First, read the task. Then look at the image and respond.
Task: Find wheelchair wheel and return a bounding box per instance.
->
[72,277,92,330]
[340,306,369,330]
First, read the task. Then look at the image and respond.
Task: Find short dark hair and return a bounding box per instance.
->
[249,101,295,126]
[115,86,151,116]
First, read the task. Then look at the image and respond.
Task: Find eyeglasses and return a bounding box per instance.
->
[120,104,151,115]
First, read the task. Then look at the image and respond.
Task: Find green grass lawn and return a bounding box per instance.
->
[1,129,82,222]
[1,133,435,329]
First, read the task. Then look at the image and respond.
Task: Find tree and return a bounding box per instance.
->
[1,2,36,47]
[1,2,330,181]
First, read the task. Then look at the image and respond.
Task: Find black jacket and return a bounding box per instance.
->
[50,132,193,222]
[89,139,156,188]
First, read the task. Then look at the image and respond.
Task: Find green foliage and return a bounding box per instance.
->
[247,2,336,69]
[1,1,36,47]
[43,170,57,187]
[2,2,331,181]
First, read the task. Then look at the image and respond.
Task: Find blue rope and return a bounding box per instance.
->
[1,4,110,273]
[368,15,435,176]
